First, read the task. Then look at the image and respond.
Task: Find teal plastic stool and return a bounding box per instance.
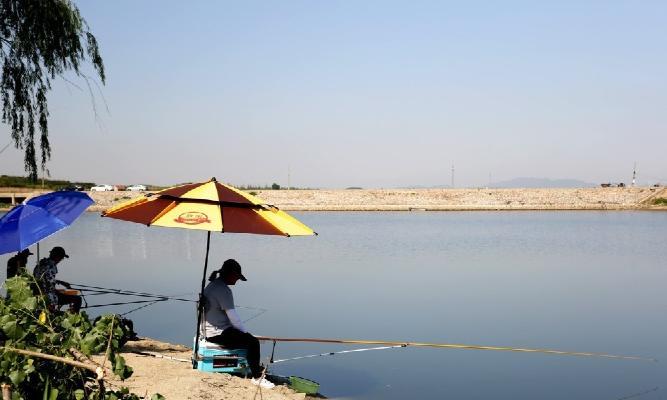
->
[194,338,250,376]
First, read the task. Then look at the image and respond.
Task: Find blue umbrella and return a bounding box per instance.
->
[0,191,94,255]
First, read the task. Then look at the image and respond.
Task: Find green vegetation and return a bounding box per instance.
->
[1,0,105,181]
[652,198,667,206]
[0,276,162,399]
[0,175,94,190]
[236,184,282,190]
[236,183,312,190]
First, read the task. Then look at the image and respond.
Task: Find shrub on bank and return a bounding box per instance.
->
[653,198,667,206]
[0,175,94,191]
[0,276,164,399]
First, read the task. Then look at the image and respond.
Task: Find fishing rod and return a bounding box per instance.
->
[271,344,407,364]
[71,283,267,319]
[82,299,169,309]
[257,336,657,362]
[70,284,196,302]
[133,350,189,363]
[70,284,190,315]
[76,289,193,302]
[70,284,268,311]
[70,283,192,298]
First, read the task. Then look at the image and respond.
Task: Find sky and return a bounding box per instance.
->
[1,1,665,188]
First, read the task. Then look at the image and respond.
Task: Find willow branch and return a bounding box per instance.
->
[69,347,113,377]
[1,346,104,379]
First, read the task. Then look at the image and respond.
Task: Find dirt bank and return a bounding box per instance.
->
[2,187,666,211]
[81,186,667,211]
[96,338,315,400]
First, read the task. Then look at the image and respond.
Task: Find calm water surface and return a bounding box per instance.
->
[2,211,665,399]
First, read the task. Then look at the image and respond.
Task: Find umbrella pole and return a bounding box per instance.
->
[192,231,212,369]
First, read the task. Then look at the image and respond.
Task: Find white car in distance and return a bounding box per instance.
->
[90,184,113,192]
[126,184,147,191]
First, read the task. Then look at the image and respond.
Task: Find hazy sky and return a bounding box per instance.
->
[1,1,665,188]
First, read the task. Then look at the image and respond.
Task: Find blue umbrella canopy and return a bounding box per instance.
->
[0,191,94,255]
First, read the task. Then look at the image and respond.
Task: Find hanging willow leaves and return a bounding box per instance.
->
[0,0,105,181]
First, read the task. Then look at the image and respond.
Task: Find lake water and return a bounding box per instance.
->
[2,211,666,399]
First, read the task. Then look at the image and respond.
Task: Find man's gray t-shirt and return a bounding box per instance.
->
[203,279,234,337]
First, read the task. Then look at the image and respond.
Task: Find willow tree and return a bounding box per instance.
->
[1,0,104,181]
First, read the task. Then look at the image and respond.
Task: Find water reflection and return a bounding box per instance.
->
[128,227,147,260]
[0,211,665,400]
[94,215,114,258]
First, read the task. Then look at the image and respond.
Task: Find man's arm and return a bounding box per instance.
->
[224,308,247,333]
[55,280,71,288]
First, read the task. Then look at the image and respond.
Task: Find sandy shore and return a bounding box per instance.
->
[2,186,666,211]
[95,338,315,400]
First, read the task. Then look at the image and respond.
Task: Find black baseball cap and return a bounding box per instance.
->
[220,259,246,281]
[50,246,69,258]
[18,249,33,256]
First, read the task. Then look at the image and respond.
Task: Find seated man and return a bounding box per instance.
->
[33,246,81,312]
[203,259,274,389]
[6,248,33,279]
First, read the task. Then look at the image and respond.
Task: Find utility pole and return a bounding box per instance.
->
[632,162,636,187]
[451,164,455,188]
[287,164,291,191]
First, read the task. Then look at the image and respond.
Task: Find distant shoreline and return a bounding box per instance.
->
[2,187,666,212]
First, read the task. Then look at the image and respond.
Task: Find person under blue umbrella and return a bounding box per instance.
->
[6,248,33,278]
[33,246,81,312]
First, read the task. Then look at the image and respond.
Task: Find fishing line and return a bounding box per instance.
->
[271,344,407,364]
[615,387,659,400]
[121,300,163,316]
[239,306,268,323]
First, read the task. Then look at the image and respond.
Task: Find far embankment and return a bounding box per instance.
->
[2,187,665,212]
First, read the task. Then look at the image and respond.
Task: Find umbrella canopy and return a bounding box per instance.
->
[102,178,314,236]
[101,178,316,367]
[0,191,94,255]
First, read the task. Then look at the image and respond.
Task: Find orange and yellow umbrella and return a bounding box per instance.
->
[102,178,316,367]
[102,178,314,236]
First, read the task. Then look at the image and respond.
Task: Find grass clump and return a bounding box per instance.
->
[652,198,667,206]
